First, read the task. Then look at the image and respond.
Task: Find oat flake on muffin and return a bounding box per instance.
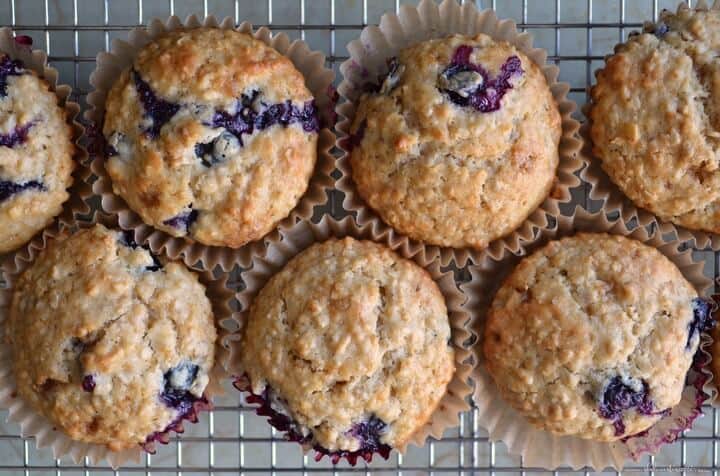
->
[591,7,720,232]
[347,33,561,249]
[0,54,75,253]
[237,237,455,462]
[102,27,319,248]
[7,224,216,450]
[483,233,712,442]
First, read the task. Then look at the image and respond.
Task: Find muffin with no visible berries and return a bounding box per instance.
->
[0,54,75,253]
[6,224,216,450]
[237,237,455,463]
[484,233,712,441]
[103,27,319,248]
[348,34,561,249]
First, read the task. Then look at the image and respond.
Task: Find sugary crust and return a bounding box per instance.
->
[103,28,317,247]
[7,224,216,450]
[0,59,75,253]
[349,34,561,249]
[240,238,455,451]
[484,233,698,441]
[590,8,720,231]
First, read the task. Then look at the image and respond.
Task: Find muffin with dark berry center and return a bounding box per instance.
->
[0,54,75,253]
[102,28,319,248]
[484,233,711,441]
[347,34,561,249]
[7,224,216,450]
[236,238,454,463]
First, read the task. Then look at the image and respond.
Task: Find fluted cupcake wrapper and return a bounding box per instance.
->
[0,211,234,468]
[223,214,474,465]
[334,0,584,268]
[82,14,336,272]
[0,27,90,265]
[464,206,714,470]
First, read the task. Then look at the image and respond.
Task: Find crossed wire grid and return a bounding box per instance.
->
[0,0,718,474]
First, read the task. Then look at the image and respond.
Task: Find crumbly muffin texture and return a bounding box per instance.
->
[240,238,455,453]
[484,233,702,441]
[7,224,216,450]
[348,34,561,249]
[103,28,319,248]
[0,54,75,253]
[591,7,720,232]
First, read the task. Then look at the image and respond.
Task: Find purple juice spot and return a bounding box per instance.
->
[234,376,393,465]
[14,35,32,48]
[0,179,43,202]
[0,55,23,98]
[162,208,198,233]
[688,298,715,349]
[598,376,667,436]
[133,70,180,139]
[160,362,200,413]
[0,122,33,147]
[438,45,523,113]
[82,375,96,392]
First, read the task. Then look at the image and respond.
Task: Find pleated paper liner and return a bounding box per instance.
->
[0,211,234,468]
[465,206,714,470]
[334,0,584,268]
[224,215,473,465]
[83,14,336,272]
[580,0,720,251]
[0,27,89,263]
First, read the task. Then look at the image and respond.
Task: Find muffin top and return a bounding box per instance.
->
[348,34,561,249]
[591,7,720,232]
[7,224,216,450]
[484,233,703,441]
[0,54,75,253]
[240,238,454,454]
[103,28,319,248]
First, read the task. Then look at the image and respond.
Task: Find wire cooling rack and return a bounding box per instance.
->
[2,0,720,474]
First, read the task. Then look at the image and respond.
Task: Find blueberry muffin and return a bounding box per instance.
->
[347,34,561,249]
[238,238,454,460]
[7,224,216,450]
[103,28,319,248]
[483,233,711,441]
[591,7,720,232]
[0,54,75,253]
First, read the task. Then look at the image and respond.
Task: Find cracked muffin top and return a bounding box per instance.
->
[348,34,561,249]
[0,54,75,253]
[7,224,216,450]
[239,237,454,457]
[590,6,720,232]
[102,27,318,248]
[483,233,706,442]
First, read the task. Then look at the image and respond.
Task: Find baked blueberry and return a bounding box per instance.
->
[0,55,23,98]
[160,362,200,412]
[0,179,43,202]
[163,208,198,233]
[0,122,33,147]
[688,297,715,348]
[195,131,240,167]
[597,376,655,435]
[133,70,180,139]
[82,375,96,392]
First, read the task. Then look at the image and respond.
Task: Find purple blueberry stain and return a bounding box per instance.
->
[0,179,44,202]
[688,298,716,349]
[0,55,24,98]
[143,392,210,452]
[82,375,96,392]
[597,376,669,436]
[160,361,200,414]
[133,70,180,139]
[347,415,391,454]
[438,45,523,113]
[0,122,33,147]
[163,208,198,234]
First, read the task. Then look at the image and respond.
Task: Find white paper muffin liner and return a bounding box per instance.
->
[465,206,714,470]
[223,214,474,464]
[0,212,234,468]
[0,27,90,262]
[83,15,336,272]
[334,0,584,268]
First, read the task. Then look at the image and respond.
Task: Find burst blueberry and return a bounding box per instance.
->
[438,45,523,113]
[0,122,33,148]
[163,208,198,233]
[82,375,96,392]
[598,376,659,436]
[348,415,390,453]
[688,298,715,349]
[133,70,180,139]
[0,55,24,98]
[0,179,43,202]
[160,362,200,413]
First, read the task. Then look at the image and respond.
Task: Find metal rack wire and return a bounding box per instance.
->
[0,0,719,474]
